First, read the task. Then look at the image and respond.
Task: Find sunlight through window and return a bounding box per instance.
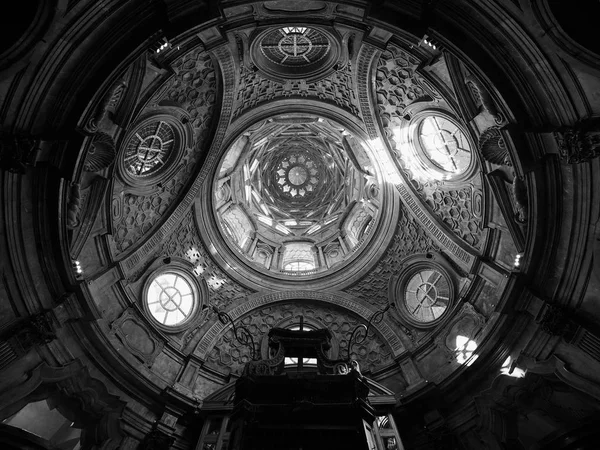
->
[455,335,478,365]
[500,356,526,378]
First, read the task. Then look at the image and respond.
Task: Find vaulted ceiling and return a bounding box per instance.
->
[2,0,600,448]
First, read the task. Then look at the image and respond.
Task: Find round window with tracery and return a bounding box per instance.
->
[418,115,472,176]
[146,272,196,327]
[404,269,451,323]
[123,120,177,178]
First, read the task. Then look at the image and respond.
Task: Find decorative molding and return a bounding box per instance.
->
[445,53,479,123]
[396,183,476,268]
[84,132,116,172]
[478,127,511,166]
[345,210,440,307]
[232,63,359,120]
[486,169,527,250]
[66,183,82,229]
[84,79,128,134]
[464,74,506,126]
[70,176,110,259]
[109,308,164,367]
[356,43,380,139]
[425,184,484,249]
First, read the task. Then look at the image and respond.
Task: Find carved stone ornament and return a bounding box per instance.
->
[464,74,505,125]
[512,176,528,224]
[539,305,576,338]
[110,308,165,367]
[554,120,600,164]
[478,127,511,166]
[84,132,116,172]
[84,79,127,134]
[5,312,56,354]
[66,183,82,229]
[0,136,40,173]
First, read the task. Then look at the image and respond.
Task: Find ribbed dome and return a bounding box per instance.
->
[214,114,383,276]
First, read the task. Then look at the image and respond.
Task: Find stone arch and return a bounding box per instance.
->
[195,290,405,362]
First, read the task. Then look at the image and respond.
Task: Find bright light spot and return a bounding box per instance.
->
[275,224,291,235]
[306,224,322,235]
[282,26,307,34]
[366,138,402,185]
[513,253,523,268]
[257,215,273,226]
[185,247,202,263]
[207,275,225,289]
[284,220,297,226]
[72,260,83,275]
[455,335,478,365]
[193,264,205,276]
[250,158,259,173]
[500,356,527,378]
[391,124,449,184]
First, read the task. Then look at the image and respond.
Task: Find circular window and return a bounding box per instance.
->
[260,27,330,68]
[119,115,186,186]
[146,271,196,327]
[123,120,176,177]
[404,269,451,323]
[418,115,472,175]
[393,262,455,328]
[250,26,340,82]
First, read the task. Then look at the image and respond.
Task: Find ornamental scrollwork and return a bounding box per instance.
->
[554,119,600,164]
